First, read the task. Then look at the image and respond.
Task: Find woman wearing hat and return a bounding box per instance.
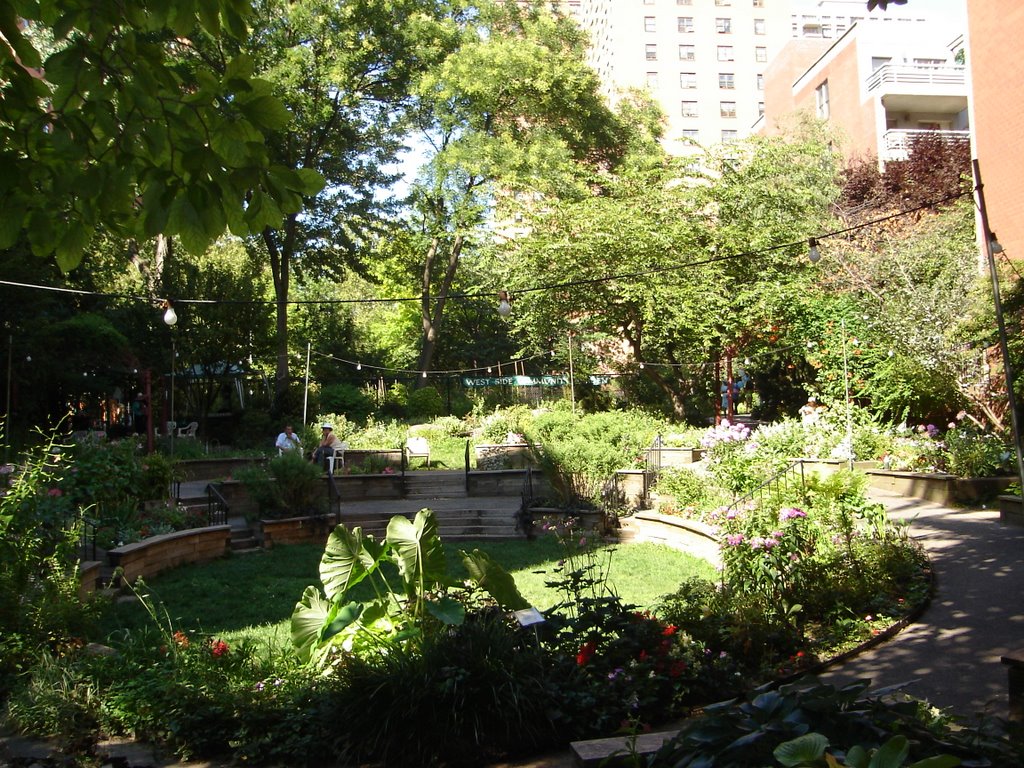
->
[313,423,342,467]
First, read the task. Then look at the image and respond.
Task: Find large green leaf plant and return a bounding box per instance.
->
[291,508,529,666]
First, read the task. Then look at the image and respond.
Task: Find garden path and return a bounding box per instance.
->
[819,487,1024,721]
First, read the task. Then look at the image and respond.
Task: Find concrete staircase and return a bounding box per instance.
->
[403,470,467,499]
[339,496,523,540]
[227,515,259,552]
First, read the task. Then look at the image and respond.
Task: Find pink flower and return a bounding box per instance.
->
[47,487,63,497]
[210,639,230,658]
[778,507,806,521]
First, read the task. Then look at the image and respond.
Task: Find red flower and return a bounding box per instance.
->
[172,631,190,648]
[576,641,597,666]
[210,639,230,658]
[669,661,688,678]
[47,487,63,497]
[638,649,648,662]
[662,624,678,636]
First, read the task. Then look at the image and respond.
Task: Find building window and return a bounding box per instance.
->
[678,16,694,32]
[815,80,830,118]
[752,0,764,6]
[643,0,654,4]
[722,129,738,142]
[717,45,734,61]
[680,71,697,89]
[646,71,659,88]
[755,46,767,63]
[756,73,764,90]
[644,16,656,32]
[681,101,699,117]
[720,101,737,118]
[682,129,699,139]
[716,17,732,33]
[718,72,735,89]
[758,101,765,116]
[677,0,693,5]
[715,0,731,5]
[754,18,766,34]
[679,44,695,61]
[646,43,658,61]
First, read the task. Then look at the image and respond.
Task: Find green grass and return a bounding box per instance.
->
[100,535,716,652]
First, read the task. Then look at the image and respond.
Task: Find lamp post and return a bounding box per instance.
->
[840,319,855,470]
[567,331,576,414]
[973,159,1024,494]
[163,300,177,453]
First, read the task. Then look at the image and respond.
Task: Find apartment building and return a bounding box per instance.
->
[759,15,969,163]
[571,0,939,156]
[966,0,1024,260]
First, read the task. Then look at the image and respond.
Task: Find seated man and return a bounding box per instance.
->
[275,424,302,454]
[312,423,342,467]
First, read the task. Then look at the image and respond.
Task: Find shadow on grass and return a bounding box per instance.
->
[98,535,714,643]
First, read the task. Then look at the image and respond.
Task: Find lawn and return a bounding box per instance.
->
[100,535,717,652]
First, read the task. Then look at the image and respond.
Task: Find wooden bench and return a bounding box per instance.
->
[1001,648,1024,721]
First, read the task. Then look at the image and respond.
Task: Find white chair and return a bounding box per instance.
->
[326,442,348,475]
[176,421,198,438]
[405,436,430,468]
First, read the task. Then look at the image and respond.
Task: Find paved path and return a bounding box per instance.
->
[820,489,1024,720]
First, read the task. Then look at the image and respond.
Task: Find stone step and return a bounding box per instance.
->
[571,727,681,767]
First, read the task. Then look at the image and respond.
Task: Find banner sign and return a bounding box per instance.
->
[461,375,610,387]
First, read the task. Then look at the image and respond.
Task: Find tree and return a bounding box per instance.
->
[405,0,627,384]
[503,119,840,420]
[0,0,321,270]
[235,0,452,406]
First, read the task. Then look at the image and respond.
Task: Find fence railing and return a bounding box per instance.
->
[723,459,809,517]
[206,483,229,526]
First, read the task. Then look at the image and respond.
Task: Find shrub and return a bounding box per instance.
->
[406,386,444,420]
[318,383,374,422]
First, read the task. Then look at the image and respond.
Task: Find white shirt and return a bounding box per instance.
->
[276,431,301,452]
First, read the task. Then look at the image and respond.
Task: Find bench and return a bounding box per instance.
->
[1002,648,1024,721]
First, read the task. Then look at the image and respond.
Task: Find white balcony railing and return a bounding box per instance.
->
[881,129,971,162]
[866,63,967,92]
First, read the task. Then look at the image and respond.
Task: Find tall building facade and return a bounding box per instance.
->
[572,0,945,156]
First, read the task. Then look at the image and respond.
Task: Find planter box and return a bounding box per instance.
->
[866,470,1014,505]
[998,494,1024,526]
[792,458,877,478]
[341,449,403,471]
[474,443,535,469]
[656,447,705,467]
[107,526,231,583]
[175,457,266,481]
[468,468,550,497]
[260,513,339,548]
[613,469,647,510]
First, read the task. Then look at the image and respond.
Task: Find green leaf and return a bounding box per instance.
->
[461,549,530,610]
[54,221,91,270]
[321,601,364,642]
[424,596,465,626]
[386,509,447,600]
[295,167,327,196]
[196,2,220,36]
[845,744,869,768]
[223,53,254,84]
[290,585,332,663]
[869,736,909,768]
[908,757,960,768]
[238,94,292,132]
[319,525,384,603]
[773,733,828,767]
[0,203,25,249]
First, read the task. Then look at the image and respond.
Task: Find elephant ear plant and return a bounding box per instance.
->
[291,508,529,667]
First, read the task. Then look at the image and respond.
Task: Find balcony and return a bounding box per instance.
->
[866,63,967,93]
[881,129,971,163]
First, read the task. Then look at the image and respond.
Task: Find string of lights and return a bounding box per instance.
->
[0,188,972,309]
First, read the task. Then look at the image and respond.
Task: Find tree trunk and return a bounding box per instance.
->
[415,233,464,388]
[264,216,298,406]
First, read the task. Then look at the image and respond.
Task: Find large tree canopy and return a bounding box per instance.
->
[0,0,323,270]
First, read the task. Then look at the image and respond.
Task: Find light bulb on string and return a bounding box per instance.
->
[162,300,177,326]
[807,238,821,264]
[356,362,362,371]
[497,290,512,317]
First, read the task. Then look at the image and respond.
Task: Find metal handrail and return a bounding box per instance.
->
[79,515,99,561]
[723,459,808,516]
[517,466,536,538]
[205,483,229,526]
[643,433,664,507]
[464,439,470,494]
